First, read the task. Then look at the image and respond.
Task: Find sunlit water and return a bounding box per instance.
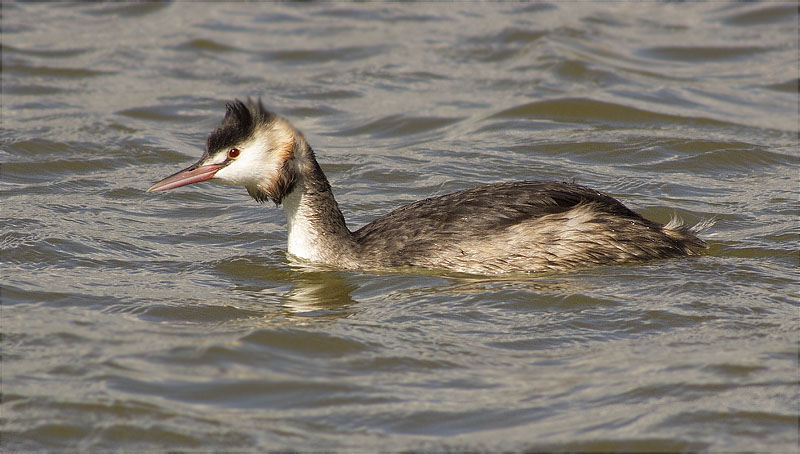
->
[2,3,798,451]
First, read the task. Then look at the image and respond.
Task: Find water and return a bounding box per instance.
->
[2,3,798,451]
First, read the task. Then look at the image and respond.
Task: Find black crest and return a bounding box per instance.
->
[206,98,275,153]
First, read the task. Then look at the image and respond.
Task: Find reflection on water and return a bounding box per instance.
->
[2,2,797,452]
[281,268,359,317]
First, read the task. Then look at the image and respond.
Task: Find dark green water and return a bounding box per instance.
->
[2,3,798,451]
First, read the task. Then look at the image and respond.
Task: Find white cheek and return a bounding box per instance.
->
[212,140,280,187]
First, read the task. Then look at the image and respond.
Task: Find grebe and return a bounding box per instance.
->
[147,98,710,274]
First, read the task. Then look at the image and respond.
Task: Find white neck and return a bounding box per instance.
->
[282,183,322,262]
[276,154,358,267]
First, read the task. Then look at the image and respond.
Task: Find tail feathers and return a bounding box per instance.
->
[688,217,716,235]
[664,216,716,234]
[662,215,715,254]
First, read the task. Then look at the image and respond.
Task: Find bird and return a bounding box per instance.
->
[147,98,711,275]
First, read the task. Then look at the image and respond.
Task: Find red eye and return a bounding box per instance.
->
[228,148,240,159]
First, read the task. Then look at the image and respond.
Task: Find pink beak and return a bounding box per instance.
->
[147,163,224,192]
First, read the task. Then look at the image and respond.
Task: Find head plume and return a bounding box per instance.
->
[206,98,276,155]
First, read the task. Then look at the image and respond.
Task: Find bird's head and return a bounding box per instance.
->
[147,98,304,204]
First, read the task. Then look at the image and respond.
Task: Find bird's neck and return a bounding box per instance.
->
[280,153,358,266]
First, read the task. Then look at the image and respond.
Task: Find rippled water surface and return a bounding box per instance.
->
[2,3,798,452]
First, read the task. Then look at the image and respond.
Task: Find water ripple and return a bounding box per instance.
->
[2,2,797,452]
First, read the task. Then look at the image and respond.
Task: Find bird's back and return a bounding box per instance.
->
[351,181,706,273]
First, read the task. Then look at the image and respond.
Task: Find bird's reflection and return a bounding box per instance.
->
[279,263,358,318]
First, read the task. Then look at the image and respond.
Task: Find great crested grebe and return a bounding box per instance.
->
[148,98,710,274]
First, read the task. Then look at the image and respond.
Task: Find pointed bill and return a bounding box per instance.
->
[146,163,223,192]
